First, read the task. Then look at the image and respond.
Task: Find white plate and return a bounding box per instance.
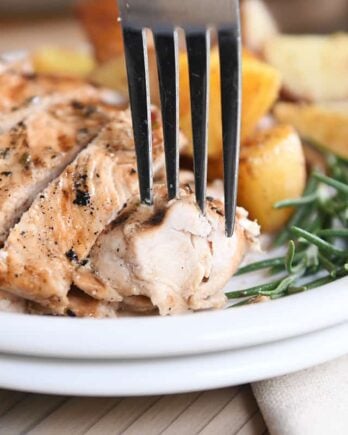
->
[0,51,347,395]
[0,322,347,396]
[1,276,348,360]
[0,276,347,395]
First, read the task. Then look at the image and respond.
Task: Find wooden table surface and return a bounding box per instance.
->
[0,386,267,435]
[0,14,268,435]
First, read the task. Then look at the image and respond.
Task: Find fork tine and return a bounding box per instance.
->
[154,30,179,200]
[122,27,153,205]
[186,30,210,213]
[218,26,241,237]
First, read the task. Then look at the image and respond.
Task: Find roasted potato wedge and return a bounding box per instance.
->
[240,52,281,142]
[180,48,281,157]
[264,34,348,101]
[90,55,128,94]
[238,125,306,232]
[76,0,123,63]
[90,45,160,104]
[241,0,278,52]
[91,47,280,158]
[32,47,95,78]
[274,102,348,159]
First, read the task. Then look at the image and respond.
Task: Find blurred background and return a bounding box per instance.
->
[1,0,348,34]
[0,0,347,54]
[0,0,347,53]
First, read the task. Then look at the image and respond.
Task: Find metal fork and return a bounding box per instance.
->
[118,0,241,236]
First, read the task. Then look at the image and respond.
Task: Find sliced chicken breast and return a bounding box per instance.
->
[0,98,115,244]
[0,109,166,313]
[26,288,119,318]
[0,70,103,113]
[0,289,26,313]
[80,185,260,315]
[0,69,121,134]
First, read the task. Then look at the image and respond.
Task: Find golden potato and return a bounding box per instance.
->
[238,125,306,232]
[241,52,281,141]
[180,48,281,158]
[90,45,160,104]
[264,34,348,101]
[90,55,128,93]
[76,0,123,63]
[274,102,348,159]
[90,47,280,159]
[241,0,278,52]
[32,47,95,78]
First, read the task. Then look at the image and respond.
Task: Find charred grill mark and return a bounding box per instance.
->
[65,248,79,263]
[110,212,129,228]
[66,309,77,317]
[209,201,224,217]
[22,72,37,80]
[32,156,45,167]
[145,209,166,226]
[57,134,74,152]
[19,152,32,169]
[73,173,90,206]
[74,189,90,206]
[83,105,97,117]
[11,120,26,133]
[208,240,214,256]
[70,100,97,117]
[71,100,84,110]
[109,201,136,229]
[0,148,10,159]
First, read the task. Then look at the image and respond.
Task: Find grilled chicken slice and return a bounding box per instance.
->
[0,70,104,113]
[0,69,121,133]
[0,289,26,313]
[0,98,115,244]
[0,109,166,313]
[0,96,48,133]
[81,185,260,316]
[26,288,119,318]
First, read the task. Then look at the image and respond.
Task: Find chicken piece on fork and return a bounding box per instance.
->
[119,0,241,236]
[85,184,260,316]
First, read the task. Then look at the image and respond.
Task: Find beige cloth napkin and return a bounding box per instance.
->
[252,355,348,435]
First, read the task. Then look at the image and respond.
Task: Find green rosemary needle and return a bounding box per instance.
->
[227,145,348,307]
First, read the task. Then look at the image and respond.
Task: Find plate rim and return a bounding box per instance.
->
[0,322,347,396]
[0,52,347,362]
[1,276,348,359]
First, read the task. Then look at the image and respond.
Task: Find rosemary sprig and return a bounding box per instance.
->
[313,172,348,195]
[273,175,319,246]
[274,192,318,209]
[317,229,348,238]
[227,146,348,306]
[290,226,347,258]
